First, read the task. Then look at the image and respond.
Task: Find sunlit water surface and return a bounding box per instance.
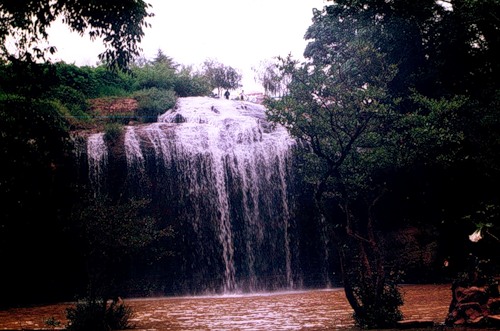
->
[0,284,451,330]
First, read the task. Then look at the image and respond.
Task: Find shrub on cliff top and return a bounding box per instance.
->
[133,87,176,123]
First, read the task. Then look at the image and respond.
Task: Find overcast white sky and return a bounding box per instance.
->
[46,0,327,92]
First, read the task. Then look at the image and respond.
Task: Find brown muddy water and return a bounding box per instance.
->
[0,284,451,330]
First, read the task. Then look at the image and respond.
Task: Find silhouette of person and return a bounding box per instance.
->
[224,90,230,99]
[240,90,245,100]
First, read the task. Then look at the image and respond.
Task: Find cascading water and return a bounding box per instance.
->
[78,96,316,294]
[86,132,108,197]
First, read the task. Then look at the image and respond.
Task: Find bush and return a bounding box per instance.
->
[131,62,176,91]
[104,122,123,144]
[173,72,212,97]
[133,87,176,123]
[47,85,90,119]
[93,66,133,97]
[351,281,403,329]
[66,297,133,331]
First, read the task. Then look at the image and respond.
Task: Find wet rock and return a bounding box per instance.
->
[172,113,186,123]
[446,282,500,328]
[455,286,488,304]
[486,314,500,327]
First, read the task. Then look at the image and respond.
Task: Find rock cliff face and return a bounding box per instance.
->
[446,282,500,328]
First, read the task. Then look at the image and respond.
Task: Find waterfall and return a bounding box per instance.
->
[84,96,305,294]
[87,133,108,196]
[124,126,144,169]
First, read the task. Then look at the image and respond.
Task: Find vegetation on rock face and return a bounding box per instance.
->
[69,196,174,302]
[132,87,177,123]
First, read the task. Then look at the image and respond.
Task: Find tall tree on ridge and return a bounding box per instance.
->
[202,58,242,97]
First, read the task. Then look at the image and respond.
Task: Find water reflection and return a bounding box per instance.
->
[0,284,451,330]
[132,289,354,330]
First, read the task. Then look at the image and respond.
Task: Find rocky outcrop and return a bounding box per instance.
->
[446,282,500,328]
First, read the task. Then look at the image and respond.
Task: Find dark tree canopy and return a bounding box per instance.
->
[265,0,500,327]
[0,0,153,70]
[312,0,500,99]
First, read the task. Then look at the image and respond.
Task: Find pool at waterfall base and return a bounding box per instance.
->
[0,284,452,330]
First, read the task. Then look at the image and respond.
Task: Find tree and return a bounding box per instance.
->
[152,49,178,70]
[131,60,176,91]
[313,0,500,99]
[69,196,173,301]
[304,0,443,99]
[0,0,153,70]
[266,38,403,329]
[264,2,427,326]
[173,65,212,97]
[202,59,242,96]
[131,49,179,91]
[252,58,290,97]
[0,94,76,306]
[65,196,172,330]
[267,0,500,327]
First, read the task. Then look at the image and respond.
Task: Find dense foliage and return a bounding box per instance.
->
[266,0,500,328]
[66,297,133,331]
[0,94,76,306]
[0,53,212,307]
[69,196,173,300]
[0,0,153,70]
